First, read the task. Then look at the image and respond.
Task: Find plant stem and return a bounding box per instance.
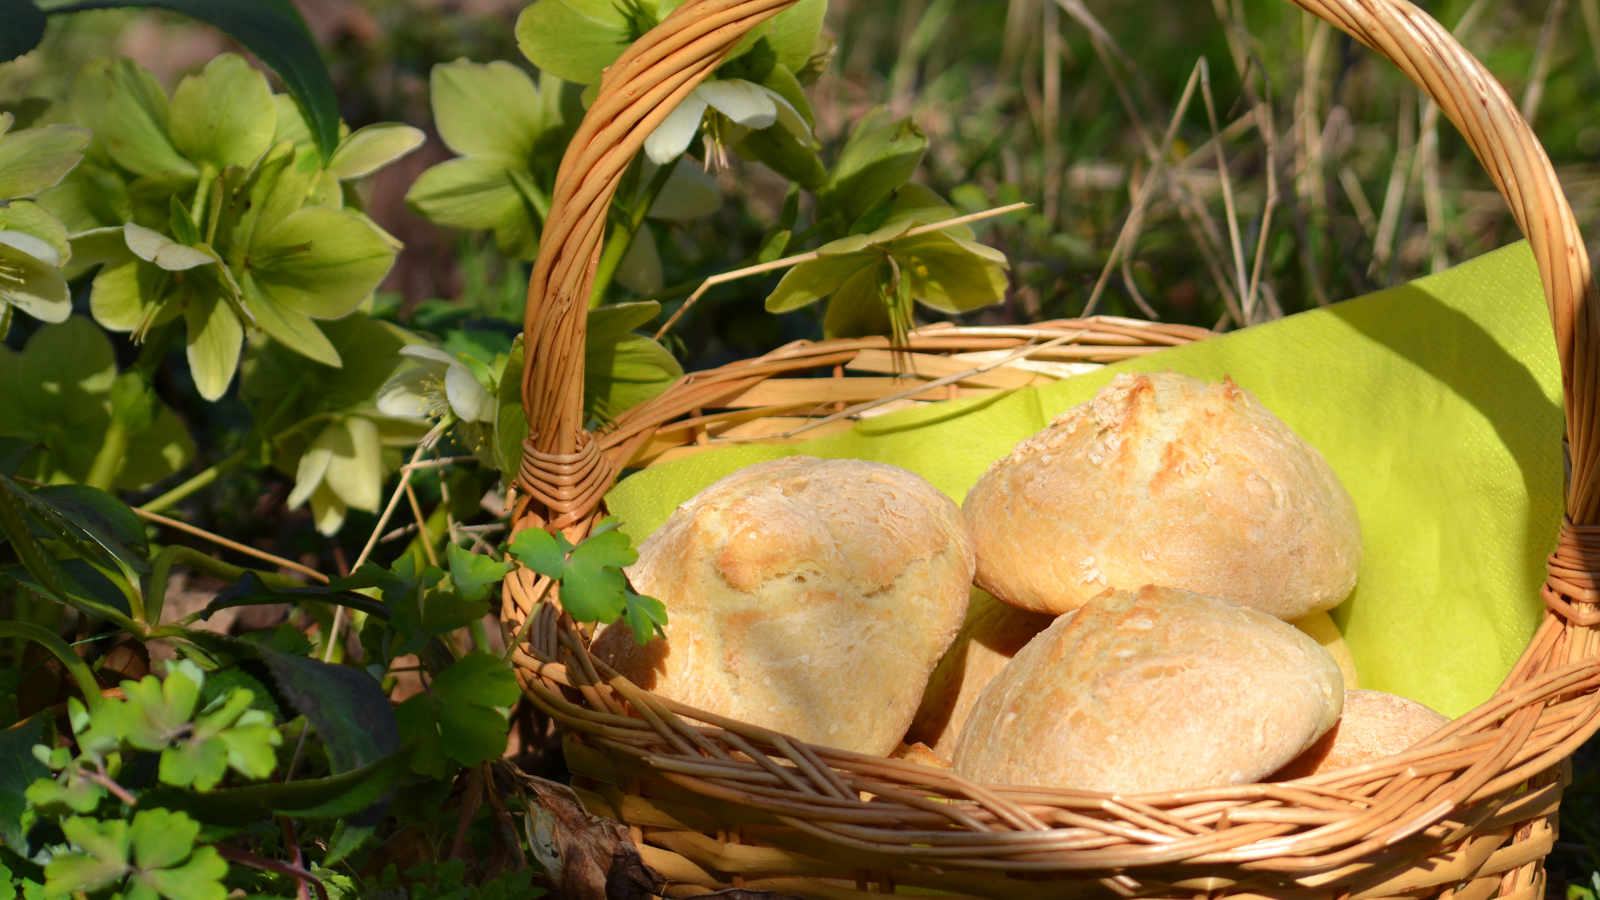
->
[166,546,307,595]
[84,420,129,492]
[589,157,679,308]
[138,447,249,514]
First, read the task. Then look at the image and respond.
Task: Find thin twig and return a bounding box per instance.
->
[720,328,1089,444]
[327,444,430,663]
[405,478,440,569]
[85,763,139,807]
[212,844,329,900]
[402,456,476,471]
[502,576,558,662]
[1081,60,1204,318]
[133,508,327,584]
[652,204,1031,340]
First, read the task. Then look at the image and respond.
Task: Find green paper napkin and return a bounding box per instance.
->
[606,241,1565,717]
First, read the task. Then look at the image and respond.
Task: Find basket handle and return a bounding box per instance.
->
[515,0,1600,533]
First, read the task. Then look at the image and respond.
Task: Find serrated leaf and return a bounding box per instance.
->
[0,1,46,67]
[506,529,565,579]
[206,572,392,621]
[402,652,518,769]
[447,543,511,604]
[0,712,49,849]
[558,530,637,623]
[138,744,415,826]
[621,589,667,644]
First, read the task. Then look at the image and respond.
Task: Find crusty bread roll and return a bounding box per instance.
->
[904,588,1054,758]
[594,456,974,756]
[1290,610,1359,690]
[1273,690,1450,780]
[952,585,1344,794]
[963,371,1361,619]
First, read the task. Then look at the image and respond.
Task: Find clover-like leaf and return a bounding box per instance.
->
[621,589,668,644]
[159,688,281,792]
[447,543,511,604]
[397,652,518,776]
[506,528,566,580]
[558,528,637,623]
[120,660,206,751]
[45,816,131,896]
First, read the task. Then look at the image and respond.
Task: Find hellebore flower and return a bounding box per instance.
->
[644,79,813,169]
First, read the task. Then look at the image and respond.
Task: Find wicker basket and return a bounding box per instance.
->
[500,0,1600,897]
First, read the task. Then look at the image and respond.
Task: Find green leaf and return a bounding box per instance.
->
[245,205,396,320]
[614,228,663,295]
[0,317,194,488]
[160,688,280,791]
[586,333,682,421]
[405,156,540,260]
[430,60,545,162]
[182,290,245,401]
[495,335,528,475]
[558,529,637,623]
[819,107,926,223]
[206,572,392,621]
[54,1,340,163]
[240,273,343,366]
[765,252,874,313]
[447,543,511,604]
[621,589,667,644]
[822,262,890,339]
[328,122,424,181]
[764,0,829,74]
[515,0,633,84]
[506,529,565,580]
[93,57,194,177]
[397,653,518,773]
[0,713,49,849]
[132,844,227,900]
[0,123,91,199]
[0,1,46,66]
[31,482,149,555]
[119,661,205,750]
[893,230,1009,313]
[166,53,276,170]
[46,817,130,896]
[258,648,400,823]
[138,744,415,826]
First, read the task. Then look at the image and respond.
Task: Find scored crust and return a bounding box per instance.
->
[963,371,1362,618]
[951,585,1345,794]
[594,455,974,756]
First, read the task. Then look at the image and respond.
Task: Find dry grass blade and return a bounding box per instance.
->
[1370,86,1416,282]
[1339,165,1379,239]
[1584,0,1600,77]
[1522,0,1570,125]
[1201,59,1251,314]
[1421,101,1448,273]
[133,508,329,584]
[1081,60,1205,318]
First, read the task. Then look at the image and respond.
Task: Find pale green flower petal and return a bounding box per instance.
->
[444,363,495,423]
[376,365,447,419]
[699,80,777,129]
[644,93,710,165]
[288,426,335,510]
[309,482,347,536]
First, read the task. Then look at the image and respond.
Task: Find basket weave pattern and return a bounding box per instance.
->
[501,0,1600,896]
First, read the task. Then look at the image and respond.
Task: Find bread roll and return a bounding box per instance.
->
[1274,690,1449,779]
[904,588,1054,758]
[1290,610,1358,690]
[964,372,1361,618]
[952,585,1343,794]
[594,456,974,756]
